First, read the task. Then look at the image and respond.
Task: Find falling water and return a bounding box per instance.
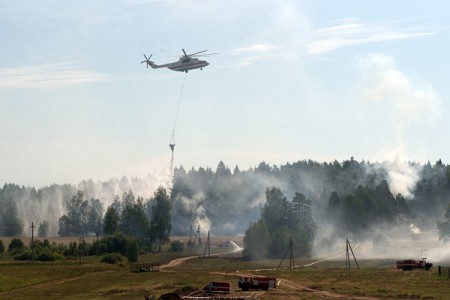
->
[228,240,243,253]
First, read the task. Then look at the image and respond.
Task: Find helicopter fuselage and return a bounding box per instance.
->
[165,57,209,72]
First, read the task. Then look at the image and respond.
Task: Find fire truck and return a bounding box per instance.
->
[396,258,433,271]
[238,276,277,291]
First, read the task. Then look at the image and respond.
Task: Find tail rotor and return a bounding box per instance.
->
[141,54,153,68]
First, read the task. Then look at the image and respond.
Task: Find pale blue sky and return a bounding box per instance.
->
[1,0,449,187]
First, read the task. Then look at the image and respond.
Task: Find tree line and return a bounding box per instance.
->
[2,158,450,259]
[0,185,172,252]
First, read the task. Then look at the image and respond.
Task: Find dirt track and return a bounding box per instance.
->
[159,255,198,270]
[161,255,381,299]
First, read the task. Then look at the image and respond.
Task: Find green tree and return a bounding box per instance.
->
[215,161,232,177]
[0,194,23,236]
[261,187,290,227]
[150,187,172,252]
[291,192,316,242]
[120,196,149,241]
[58,191,89,236]
[38,220,49,237]
[328,191,341,211]
[87,198,104,236]
[103,206,120,235]
[0,239,4,254]
[126,238,139,262]
[244,187,315,260]
[243,219,270,260]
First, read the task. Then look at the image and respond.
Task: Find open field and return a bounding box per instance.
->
[2,253,450,299]
[2,236,450,299]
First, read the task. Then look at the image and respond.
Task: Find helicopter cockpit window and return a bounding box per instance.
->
[182,58,190,63]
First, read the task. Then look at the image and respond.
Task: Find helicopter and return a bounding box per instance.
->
[141,49,216,73]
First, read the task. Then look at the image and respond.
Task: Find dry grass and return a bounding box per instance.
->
[0,236,99,248]
[1,236,449,299]
[1,255,450,299]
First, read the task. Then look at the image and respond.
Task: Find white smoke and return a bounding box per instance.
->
[358,53,440,126]
[410,223,421,235]
[194,205,211,234]
[78,169,171,207]
[358,53,441,197]
[380,155,422,198]
[15,167,171,237]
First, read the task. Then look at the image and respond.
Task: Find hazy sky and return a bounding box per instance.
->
[1,0,449,187]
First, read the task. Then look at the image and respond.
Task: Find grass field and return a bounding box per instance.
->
[1,237,450,299]
[2,255,450,299]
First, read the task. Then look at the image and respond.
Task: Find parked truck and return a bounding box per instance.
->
[396,258,433,271]
[238,276,277,291]
[202,281,231,294]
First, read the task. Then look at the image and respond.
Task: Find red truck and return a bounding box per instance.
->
[238,276,277,291]
[202,281,231,294]
[396,258,433,271]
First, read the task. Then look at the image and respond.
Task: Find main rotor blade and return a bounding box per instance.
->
[188,50,208,56]
[192,52,218,57]
[160,50,177,56]
[182,49,188,57]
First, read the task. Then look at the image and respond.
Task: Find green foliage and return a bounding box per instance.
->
[38,220,49,237]
[120,192,149,240]
[244,188,315,260]
[89,240,107,255]
[58,191,103,236]
[243,220,269,260]
[103,232,128,255]
[101,253,122,264]
[1,158,450,256]
[0,239,4,254]
[103,205,120,235]
[0,184,23,236]
[8,238,25,253]
[150,186,172,252]
[126,238,139,262]
[170,240,185,252]
[14,251,32,261]
[36,252,57,261]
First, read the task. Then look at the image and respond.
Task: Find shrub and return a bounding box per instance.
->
[101,253,122,264]
[0,240,4,254]
[170,240,184,252]
[37,252,57,261]
[14,251,32,261]
[89,240,107,256]
[104,233,128,255]
[126,238,139,263]
[8,238,25,253]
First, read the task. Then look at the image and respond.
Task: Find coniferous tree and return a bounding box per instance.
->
[103,206,120,236]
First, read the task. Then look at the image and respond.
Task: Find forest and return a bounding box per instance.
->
[1,158,450,259]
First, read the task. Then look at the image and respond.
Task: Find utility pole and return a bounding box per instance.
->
[30,222,35,262]
[79,236,82,265]
[277,238,295,271]
[203,231,211,257]
[197,225,202,246]
[345,238,359,269]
